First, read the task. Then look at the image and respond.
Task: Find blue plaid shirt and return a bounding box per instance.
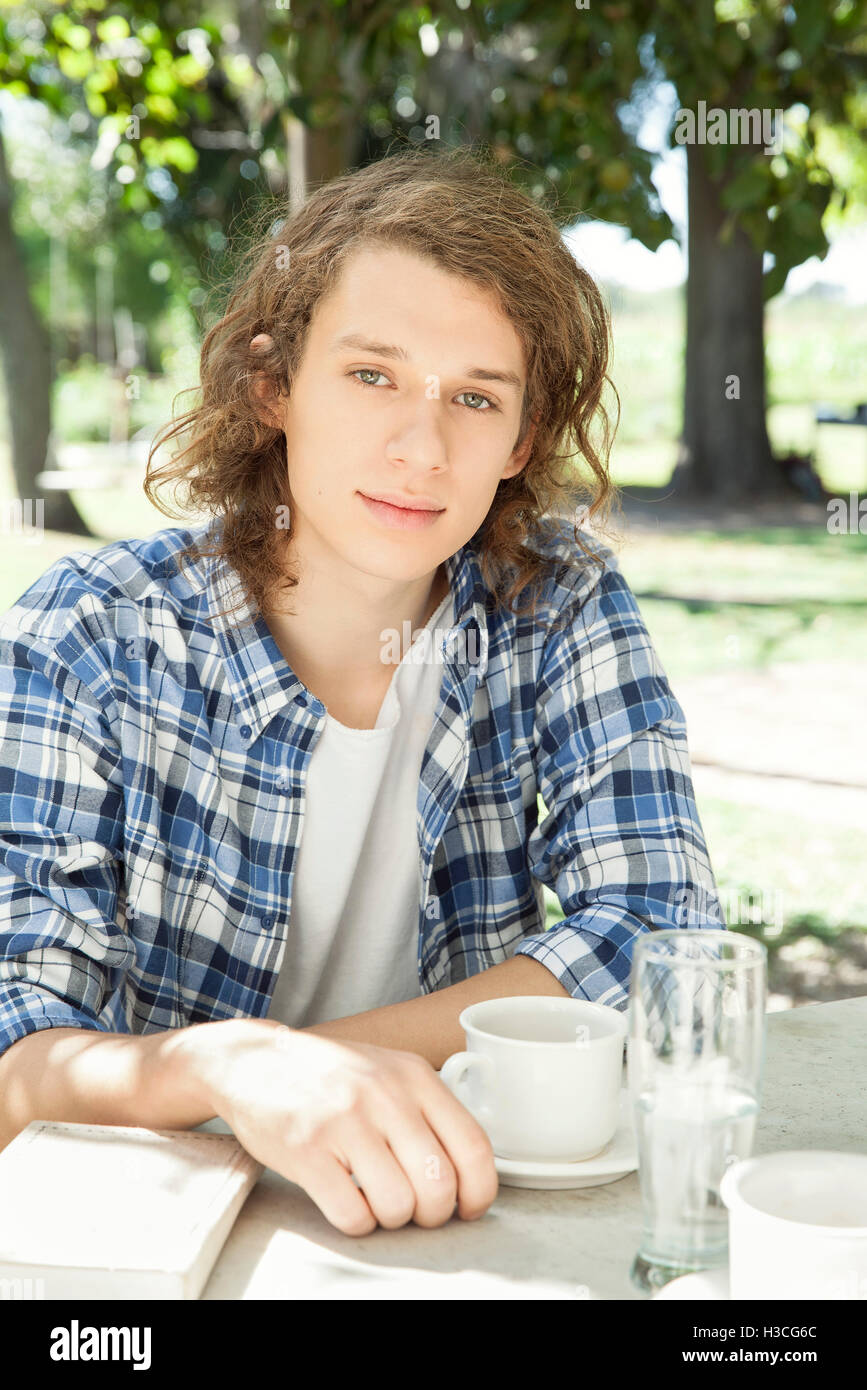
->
[0,516,724,1063]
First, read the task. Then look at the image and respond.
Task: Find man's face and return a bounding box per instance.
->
[263,243,534,585]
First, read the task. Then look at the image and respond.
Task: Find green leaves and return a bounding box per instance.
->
[1,0,862,310]
[762,178,832,301]
[96,16,130,43]
[139,135,198,173]
[720,156,773,212]
[50,17,92,52]
[57,45,94,81]
[791,0,830,61]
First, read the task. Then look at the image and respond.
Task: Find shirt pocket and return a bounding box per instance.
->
[456,768,532,844]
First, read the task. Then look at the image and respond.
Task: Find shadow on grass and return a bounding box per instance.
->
[677,527,867,552]
[544,893,867,1006]
[736,916,867,1006]
[633,593,867,611]
[617,486,867,553]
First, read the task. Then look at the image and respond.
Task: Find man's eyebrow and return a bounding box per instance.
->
[328,332,523,391]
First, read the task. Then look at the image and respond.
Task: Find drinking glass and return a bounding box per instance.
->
[627,929,767,1293]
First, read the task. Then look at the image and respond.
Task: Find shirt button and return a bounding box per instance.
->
[239,723,251,739]
[261,915,273,930]
[294,693,307,707]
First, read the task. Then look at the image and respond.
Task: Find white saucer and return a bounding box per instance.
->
[494,1089,637,1189]
[652,1266,730,1300]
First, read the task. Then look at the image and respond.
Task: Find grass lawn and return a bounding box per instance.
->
[616,528,867,679]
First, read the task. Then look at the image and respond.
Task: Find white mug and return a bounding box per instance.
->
[720,1150,867,1299]
[439,995,627,1163]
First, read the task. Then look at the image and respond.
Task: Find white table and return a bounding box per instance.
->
[199,996,867,1300]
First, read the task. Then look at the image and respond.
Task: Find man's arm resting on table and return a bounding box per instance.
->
[0,956,566,1151]
[303,954,570,1070]
[0,1018,269,1153]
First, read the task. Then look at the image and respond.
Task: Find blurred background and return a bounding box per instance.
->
[1,1,865,1010]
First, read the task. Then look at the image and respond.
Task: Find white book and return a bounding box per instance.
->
[0,1120,263,1299]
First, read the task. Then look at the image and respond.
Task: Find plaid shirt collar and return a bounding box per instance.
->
[191,519,492,744]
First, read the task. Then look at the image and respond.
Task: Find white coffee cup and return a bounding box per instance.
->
[720,1150,867,1299]
[439,995,627,1163]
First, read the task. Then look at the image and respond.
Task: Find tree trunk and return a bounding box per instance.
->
[671,139,786,501]
[0,123,92,536]
[280,0,364,200]
[305,121,354,189]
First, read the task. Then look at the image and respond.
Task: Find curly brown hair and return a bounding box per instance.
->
[144,142,623,626]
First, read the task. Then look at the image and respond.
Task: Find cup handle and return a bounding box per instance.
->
[439,1051,496,1127]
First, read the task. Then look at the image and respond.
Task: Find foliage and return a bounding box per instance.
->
[1,1,865,313]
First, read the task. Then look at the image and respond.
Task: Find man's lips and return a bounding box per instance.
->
[358,492,445,530]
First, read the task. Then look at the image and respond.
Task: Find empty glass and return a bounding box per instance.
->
[627,929,767,1293]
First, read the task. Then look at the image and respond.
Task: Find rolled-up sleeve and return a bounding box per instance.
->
[0,618,134,1065]
[514,558,725,1009]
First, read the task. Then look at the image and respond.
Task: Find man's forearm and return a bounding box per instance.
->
[303,954,570,1070]
[0,958,569,1151]
[0,1018,270,1153]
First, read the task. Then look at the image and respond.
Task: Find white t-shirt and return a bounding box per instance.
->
[266,587,455,1028]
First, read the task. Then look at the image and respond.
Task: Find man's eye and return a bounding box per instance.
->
[350,371,497,412]
[456,391,495,411]
[352,368,388,387]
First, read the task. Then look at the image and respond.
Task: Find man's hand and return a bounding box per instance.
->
[193,1020,499,1237]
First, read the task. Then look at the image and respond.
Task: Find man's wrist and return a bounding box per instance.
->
[156,1017,290,1125]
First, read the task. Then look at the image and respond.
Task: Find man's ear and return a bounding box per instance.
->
[249,333,284,430]
[501,415,538,480]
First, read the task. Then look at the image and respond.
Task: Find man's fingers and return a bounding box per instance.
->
[335,1121,421,1230]
[285,1147,379,1238]
[356,1098,460,1228]
[411,1070,500,1222]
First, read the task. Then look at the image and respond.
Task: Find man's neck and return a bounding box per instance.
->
[262,532,451,691]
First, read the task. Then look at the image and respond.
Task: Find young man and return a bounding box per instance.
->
[0,149,724,1238]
